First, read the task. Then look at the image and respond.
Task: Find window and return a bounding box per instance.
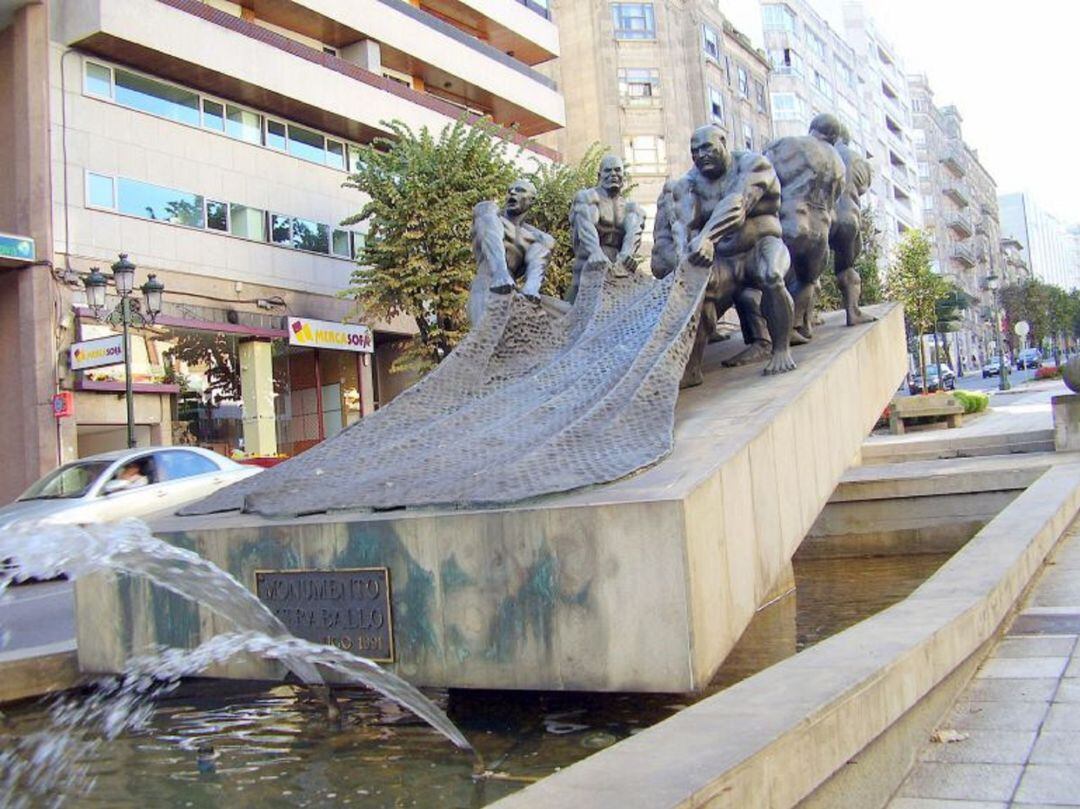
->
[271,213,292,245]
[348,145,365,173]
[202,99,225,132]
[291,218,330,253]
[708,86,725,125]
[326,140,346,170]
[230,204,266,241]
[85,62,112,98]
[617,67,660,101]
[623,134,666,173]
[332,229,352,258]
[813,70,833,101]
[287,124,326,164]
[116,178,204,228]
[836,59,855,89]
[743,123,754,151]
[114,68,200,127]
[226,105,262,145]
[737,66,749,98]
[155,450,220,481]
[771,92,800,121]
[612,3,655,40]
[762,4,795,32]
[266,120,288,151]
[807,32,826,60]
[206,200,228,232]
[702,24,719,60]
[87,173,115,208]
[754,80,766,113]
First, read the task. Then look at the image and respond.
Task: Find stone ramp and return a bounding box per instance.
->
[78,305,906,692]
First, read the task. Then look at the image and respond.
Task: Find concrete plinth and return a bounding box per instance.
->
[75,306,906,692]
[1052,393,1080,451]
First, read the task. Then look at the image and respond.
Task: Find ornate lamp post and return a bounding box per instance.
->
[83,254,165,448]
[986,273,1010,392]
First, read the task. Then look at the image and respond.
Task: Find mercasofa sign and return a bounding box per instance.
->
[70,334,125,371]
[287,317,373,353]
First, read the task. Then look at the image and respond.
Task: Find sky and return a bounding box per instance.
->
[722,0,1080,225]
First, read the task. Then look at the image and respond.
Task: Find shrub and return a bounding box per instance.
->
[1034,366,1063,380]
[952,390,989,414]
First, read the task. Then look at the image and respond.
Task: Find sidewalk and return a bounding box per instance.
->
[888,517,1080,807]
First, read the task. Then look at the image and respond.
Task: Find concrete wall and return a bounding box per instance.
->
[0,1,61,500]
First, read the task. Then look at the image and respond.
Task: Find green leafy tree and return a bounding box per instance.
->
[885,229,950,391]
[526,143,613,299]
[1000,279,1055,352]
[342,118,522,373]
[932,281,974,369]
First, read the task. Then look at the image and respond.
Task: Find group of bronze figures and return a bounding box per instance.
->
[470,113,875,387]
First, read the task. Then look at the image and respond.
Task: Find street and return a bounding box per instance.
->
[0,579,75,658]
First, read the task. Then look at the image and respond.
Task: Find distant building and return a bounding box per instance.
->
[908,74,1001,366]
[544,0,775,238]
[760,0,921,268]
[999,193,1078,290]
[1000,237,1031,286]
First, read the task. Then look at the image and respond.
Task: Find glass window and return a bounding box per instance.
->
[611,3,655,40]
[348,145,365,173]
[332,229,352,257]
[326,140,346,170]
[114,69,200,127]
[617,68,660,100]
[155,449,220,481]
[230,204,266,241]
[266,120,287,151]
[755,81,766,112]
[226,105,263,145]
[743,123,754,151]
[85,62,112,98]
[291,218,330,253]
[19,460,112,500]
[206,200,228,232]
[117,178,204,228]
[623,135,666,173]
[737,66,749,98]
[271,214,292,245]
[762,4,795,32]
[87,172,115,208]
[202,99,225,132]
[702,25,719,59]
[352,232,366,258]
[708,86,725,125]
[287,124,325,163]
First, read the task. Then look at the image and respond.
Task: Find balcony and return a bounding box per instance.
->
[947,213,973,238]
[62,0,565,140]
[943,183,970,208]
[951,243,976,267]
[940,146,966,177]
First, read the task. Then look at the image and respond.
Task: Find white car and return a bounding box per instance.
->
[0,446,260,530]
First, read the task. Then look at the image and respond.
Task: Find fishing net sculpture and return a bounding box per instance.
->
[182,145,777,517]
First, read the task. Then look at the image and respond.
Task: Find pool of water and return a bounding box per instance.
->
[1,553,948,808]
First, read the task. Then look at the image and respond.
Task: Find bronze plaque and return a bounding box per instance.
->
[255,568,394,663]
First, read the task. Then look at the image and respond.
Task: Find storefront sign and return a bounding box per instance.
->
[0,232,35,265]
[255,568,394,662]
[70,334,125,371]
[288,317,373,353]
[51,392,74,418]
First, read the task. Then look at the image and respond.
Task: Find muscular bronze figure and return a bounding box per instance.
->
[468,178,554,325]
[765,114,845,342]
[567,155,645,303]
[830,126,875,326]
[670,124,796,385]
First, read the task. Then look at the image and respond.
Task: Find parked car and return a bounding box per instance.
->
[0,446,261,532]
[1016,349,1043,369]
[909,364,956,394]
[982,356,1006,378]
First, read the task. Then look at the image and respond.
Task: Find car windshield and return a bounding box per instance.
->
[19,460,113,500]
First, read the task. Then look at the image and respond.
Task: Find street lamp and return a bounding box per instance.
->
[986,273,1010,392]
[83,254,166,448]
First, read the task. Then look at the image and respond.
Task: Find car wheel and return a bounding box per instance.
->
[946,378,955,390]
[983,372,989,378]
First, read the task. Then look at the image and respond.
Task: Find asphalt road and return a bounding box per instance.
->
[0,579,75,656]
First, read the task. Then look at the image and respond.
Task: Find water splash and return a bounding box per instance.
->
[0,520,471,771]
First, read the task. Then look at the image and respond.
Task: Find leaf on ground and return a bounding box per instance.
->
[930,728,969,744]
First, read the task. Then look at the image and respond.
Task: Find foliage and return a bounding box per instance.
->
[1035,365,1063,380]
[525,143,614,299]
[342,118,523,373]
[885,229,951,386]
[951,389,989,414]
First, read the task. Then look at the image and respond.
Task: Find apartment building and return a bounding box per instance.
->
[544,0,774,234]
[909,74,1001,367]
[999,193,1078,291]
[0,0,563,499]
[760,0,921,266]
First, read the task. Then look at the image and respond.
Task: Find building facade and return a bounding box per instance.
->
[760,0,921,267]
[0,0,563,500]
[544,0,774,238]
[908,74,1002,368]
[999,193,1078,291]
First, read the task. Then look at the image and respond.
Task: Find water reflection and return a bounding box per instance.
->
[0,553,949,807]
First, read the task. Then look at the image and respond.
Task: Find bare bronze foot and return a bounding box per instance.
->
[763,349,797,375]
[789,329,810,346]
[679,367,704,388]
[846,309,877,326]
[707,331,733,344]
[721,340,772,367]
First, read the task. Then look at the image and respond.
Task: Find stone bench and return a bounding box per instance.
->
[889,393,963,434]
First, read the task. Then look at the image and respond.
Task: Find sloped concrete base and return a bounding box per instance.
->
[75,306,905,692]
